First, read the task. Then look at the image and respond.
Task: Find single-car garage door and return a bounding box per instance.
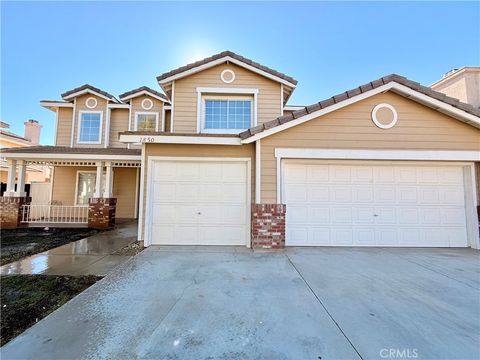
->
[283,161,469,247]
[147,159,249,246]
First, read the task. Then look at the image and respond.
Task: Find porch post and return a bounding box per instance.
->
[1,159,31,229]
[103,161,113,198]
[15,160,27,197]
[4,159,17,196]
[94,161,104,198]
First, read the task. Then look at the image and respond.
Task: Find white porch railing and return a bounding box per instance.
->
[21,205,89,225]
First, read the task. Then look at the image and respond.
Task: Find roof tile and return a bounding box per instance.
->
[156,50,297,86]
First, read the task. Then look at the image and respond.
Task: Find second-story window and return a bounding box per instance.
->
[203,98,252,133]
[135,112,158,131]
[78,111,102,144]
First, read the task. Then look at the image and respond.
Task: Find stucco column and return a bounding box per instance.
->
[15,160,27,197]
[103,161,113,198]
[94,161,104,198]
[4,159,17,197]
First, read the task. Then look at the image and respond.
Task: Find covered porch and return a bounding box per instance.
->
[0,146,141,229]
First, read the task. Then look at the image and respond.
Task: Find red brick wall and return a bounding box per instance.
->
[251,204,286,249]
[0,197,31,229]
[88,198,117,229]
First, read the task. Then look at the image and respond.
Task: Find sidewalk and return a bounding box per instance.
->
[0,221,138,276]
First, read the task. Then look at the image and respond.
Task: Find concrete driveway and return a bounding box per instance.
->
[2,247,479,359]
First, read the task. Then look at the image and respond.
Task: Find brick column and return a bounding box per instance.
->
[251,204,286,249]
[0,196,31,229]
[88,198,117,229]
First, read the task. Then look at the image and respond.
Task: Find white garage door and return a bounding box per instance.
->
[148,159,249,246]
[284,162,468,247]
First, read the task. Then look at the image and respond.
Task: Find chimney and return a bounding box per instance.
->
[24,119,42,145]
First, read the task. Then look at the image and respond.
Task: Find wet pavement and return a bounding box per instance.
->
[0,221,138,276]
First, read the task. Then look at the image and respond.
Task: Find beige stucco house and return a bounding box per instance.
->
[1,52,479,249]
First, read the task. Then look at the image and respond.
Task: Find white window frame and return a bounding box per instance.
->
[74,170,96,206]
[201,95,253,134]
[196,87,258,134]
[77,110,103,144]
[135,112,160,131]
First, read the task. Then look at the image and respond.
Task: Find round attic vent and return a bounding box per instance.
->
[85,97,98,109]
[142,98,154,110]
[371,103,398,129]
[221,69,235,84]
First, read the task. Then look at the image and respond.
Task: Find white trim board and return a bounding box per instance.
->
[1,153,141,161]
[40,101,74,109]
[63,88,115,102]
[158,55,297,88]
[120,90,170,103]
[119,134,242,145]
[144,156,252,247]
[242,82,480,143]
[274,148,480,161]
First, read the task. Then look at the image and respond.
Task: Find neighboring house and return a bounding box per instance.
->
[1,51,479,249]
[0,120,49,184]
[431,67,480,109]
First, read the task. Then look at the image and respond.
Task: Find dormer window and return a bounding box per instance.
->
[78,111,102,144]
[135,112,158,131]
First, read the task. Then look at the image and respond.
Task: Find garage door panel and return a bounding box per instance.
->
[374,186,396,203]
[375,207,396,224]
[198,226,245,245]
[153,182,176,201]
[331,187,352,202]
[356,229,376,245]
[331,167,351,183]
[374,167,395,183]
[222,163,247,182]
[332,208,352,223]
[308,186,329,202]
[376,229,398,246]
[353,186,374,202]
[439,168,464,184]
[333,229,354,245]
[288,205,308,224]
[354,207,375,223]
[284,162,468,247]
[398,208,419,224]
[397,187,418,203]
[284,185,307,203]
[149,160,248,246]
[395,167,417,183]
[352,166,374,183]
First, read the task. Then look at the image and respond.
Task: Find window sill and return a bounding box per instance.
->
[201,129,248,134]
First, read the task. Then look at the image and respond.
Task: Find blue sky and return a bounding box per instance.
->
[1,1,479,145]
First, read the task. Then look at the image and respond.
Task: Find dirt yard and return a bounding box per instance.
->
[0,275,102,346]
[0,227,105,266]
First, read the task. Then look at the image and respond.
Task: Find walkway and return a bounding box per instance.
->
[0,221,137,276]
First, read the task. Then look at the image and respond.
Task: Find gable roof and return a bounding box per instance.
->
[156,51,298,88]
[118,86,169,102]
[240,74,480,142]
[61,84,120,103]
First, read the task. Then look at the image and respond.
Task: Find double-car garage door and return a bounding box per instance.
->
[283,162,469,247]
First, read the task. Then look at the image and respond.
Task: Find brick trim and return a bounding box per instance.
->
[251,204,286,249]
[88,197,117,229]
[0,196,31,229]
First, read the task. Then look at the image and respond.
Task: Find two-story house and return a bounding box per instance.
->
[2,51,479,249]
